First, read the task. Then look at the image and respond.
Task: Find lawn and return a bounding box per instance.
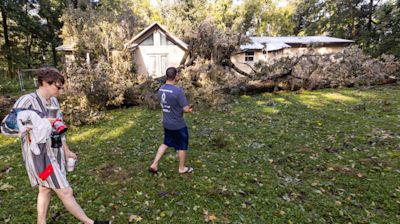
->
[0,85,399,223]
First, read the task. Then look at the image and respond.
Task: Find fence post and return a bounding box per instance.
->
[18,70,25,92]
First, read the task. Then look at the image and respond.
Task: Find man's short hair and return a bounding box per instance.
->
[166,67,178,80]
[37,67,65,86]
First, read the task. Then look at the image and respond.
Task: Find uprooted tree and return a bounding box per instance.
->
[232,46,400,94]
[170,19,399,97]
[174,46,399,106]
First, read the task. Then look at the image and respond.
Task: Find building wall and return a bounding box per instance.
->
[282,46,345,57]
[231,46,347,74]
[134,30,186,77]
[231,51,267,74]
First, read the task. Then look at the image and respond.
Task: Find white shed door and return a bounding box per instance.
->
[147,55,157,76]
[147,53,168,78]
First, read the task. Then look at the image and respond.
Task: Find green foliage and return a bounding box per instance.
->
[186,18,244,64]
[292,0,400,58]
[58,4,148,125]
[60,6,144,60]
[0,0,66,76]
[61,52,135,125]
[0,74,19,95]
[1,86,400,223]
[370,1,400,58]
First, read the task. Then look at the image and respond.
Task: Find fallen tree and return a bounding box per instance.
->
[231,46,400,94]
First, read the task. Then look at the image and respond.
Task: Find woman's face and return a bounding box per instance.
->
[42,81,63,97]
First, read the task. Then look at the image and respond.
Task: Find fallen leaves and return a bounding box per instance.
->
[128,214,142,222]
[0,183,15,191]
[203,210,218,222]
[327,164,364,178]
[1,86,400,223]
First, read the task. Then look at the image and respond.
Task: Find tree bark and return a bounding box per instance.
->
[1,1,13,76]
[71,0,78,8]
[179,50,189,66]
[367,0,374,33]
[45,17,58,66]
[26,34,32,68]
[230,62,252,78]
[51,42,58,66]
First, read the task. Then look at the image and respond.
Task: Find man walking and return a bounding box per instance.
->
[149,67,193,174]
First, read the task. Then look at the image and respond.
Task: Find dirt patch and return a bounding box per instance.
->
[327,164,363,178]
[90,164,129,182]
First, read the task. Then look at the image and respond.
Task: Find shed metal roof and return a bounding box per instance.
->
[124,22,188,50]
[55,44,75,51]
[240,36,354,51]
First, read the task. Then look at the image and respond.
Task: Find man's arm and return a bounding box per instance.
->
[179,88,192,113]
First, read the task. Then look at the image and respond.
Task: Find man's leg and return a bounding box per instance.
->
[178,150,187,173]
[53,187,94,224]
[37,186,52,224]
[150,144,168,171]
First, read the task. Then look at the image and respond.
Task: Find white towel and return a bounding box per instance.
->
[17,111,52,155]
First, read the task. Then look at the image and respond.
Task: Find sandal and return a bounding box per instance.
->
[148,167,158,174]
[179,167,194,174]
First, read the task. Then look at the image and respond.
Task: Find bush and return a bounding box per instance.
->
[59,93,105,126]
[0,75,20,95]
[61,48,137,125]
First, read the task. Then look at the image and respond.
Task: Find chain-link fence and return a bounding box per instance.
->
[17,69,39,92]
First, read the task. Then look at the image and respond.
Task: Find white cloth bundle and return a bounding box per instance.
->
[17,111,52,155]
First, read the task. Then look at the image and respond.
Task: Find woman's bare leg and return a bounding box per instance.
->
[53,187,94,224]
[37,186,52,224]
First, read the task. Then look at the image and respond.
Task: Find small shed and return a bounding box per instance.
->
[124,22,188,78]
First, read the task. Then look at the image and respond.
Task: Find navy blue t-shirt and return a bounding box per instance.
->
[158,84,189,130]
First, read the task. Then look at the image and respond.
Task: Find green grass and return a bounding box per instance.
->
[1,85,400,223]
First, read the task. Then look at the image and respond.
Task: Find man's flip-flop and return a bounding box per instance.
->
[179,167,194,174]
[148,167,158,174]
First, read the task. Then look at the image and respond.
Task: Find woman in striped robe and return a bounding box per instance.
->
[2,68,110,224]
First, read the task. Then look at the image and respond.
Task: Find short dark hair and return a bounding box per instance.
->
[37,67,65,86]
[165,67,178,80]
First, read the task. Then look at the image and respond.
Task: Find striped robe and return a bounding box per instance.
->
[3,91,69,189]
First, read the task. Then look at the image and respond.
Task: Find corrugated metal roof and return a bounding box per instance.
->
[240,42,264,50]
[240,36,354,51]
[240,42,291,51]
[251,36,354,44]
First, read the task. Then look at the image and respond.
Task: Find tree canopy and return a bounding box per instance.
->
[0,0,399,77]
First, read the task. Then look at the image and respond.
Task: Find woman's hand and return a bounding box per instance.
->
[62,141,77,160]
[47,118,56,124]
[65,149,78,160]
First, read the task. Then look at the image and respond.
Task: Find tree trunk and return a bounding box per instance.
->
[1,1,13,76]
[350,3,355,38]
[71,0,78,8]
[179,50,189,66]
[226,60,252,78]
[26,34,32,68]
[24,2,31,68]
[367,0,373,33]
[44,17,58,66]
[51,42,57,66]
